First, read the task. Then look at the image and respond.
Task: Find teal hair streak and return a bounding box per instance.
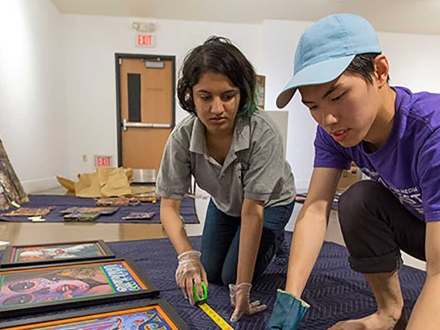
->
[240,93,259,118]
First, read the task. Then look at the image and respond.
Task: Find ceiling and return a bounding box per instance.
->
[50,0,440,35]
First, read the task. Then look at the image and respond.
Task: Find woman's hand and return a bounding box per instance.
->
[175,250,208,305]
[229,283,267,322]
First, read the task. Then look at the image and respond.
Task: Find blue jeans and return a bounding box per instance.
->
[200,199,294,286]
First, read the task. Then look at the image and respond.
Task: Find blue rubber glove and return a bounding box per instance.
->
[268,289,310,329]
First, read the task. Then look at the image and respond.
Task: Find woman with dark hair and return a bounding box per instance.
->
[156,36,296,322]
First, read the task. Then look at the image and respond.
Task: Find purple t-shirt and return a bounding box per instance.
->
[314,86,440,222]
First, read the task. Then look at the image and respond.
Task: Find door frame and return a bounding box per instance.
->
[115,53,176,167]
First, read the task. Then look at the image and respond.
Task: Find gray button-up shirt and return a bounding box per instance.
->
[156,110,296,217]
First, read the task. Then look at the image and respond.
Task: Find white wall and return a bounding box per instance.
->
[62,15,262,176]
[379,32,440,92]
[261,20,316,192]
[3,3,440,193]
[0,0,68,193]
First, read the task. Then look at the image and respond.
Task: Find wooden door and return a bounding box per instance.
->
[116,54,175,172]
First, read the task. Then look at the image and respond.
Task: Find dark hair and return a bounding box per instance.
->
[345,53,390,84]
[177,36,258,118]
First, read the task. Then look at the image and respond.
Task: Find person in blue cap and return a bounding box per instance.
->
[268,13,440,330]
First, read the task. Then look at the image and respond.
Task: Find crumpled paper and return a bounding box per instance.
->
[57,167,134,198]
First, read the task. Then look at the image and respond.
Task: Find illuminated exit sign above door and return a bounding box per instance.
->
[95,155,112,167]
[136,34,156,47]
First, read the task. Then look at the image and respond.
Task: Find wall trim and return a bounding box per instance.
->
[21,176,62,194]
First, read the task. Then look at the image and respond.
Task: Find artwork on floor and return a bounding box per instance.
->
[122,212,155,220]
[0,299,190,330]
[94,197,140,207]
[256,74,266,109]
[137,196,158,203]
[0,258,159,318]
[0,139,29,212]
[1,207,54,217]
[63,212,100,222]
[58,207,119,215]
[1,240,115,268]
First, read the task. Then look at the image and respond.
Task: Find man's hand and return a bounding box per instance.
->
[268,289,310,329]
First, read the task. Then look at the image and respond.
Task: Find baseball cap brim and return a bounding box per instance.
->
[276,54,356,108]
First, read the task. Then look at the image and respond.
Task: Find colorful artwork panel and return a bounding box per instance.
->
[0,259,158,318]
[1,240,115,268]
[0,300,188,330]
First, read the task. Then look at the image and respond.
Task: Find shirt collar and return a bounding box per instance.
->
[233,116,250,153]
[189,117,207,155]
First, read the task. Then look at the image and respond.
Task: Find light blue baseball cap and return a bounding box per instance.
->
[276,14,382,108]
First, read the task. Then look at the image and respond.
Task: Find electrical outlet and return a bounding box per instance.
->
[82,154,87,162]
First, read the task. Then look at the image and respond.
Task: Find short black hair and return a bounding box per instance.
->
[345,53,390,84]
[177,36,257,118]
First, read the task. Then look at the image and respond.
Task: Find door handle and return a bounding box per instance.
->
[122,118,171,131]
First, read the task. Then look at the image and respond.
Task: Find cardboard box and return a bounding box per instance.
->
[337,162,360,192]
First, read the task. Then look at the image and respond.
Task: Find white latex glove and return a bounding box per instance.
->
[229,283,267,322]
[175,250,208,305]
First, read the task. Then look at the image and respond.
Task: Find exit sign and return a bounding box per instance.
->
[95,155,112,167]
[136,33,155,47]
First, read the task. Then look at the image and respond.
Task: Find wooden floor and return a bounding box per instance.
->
[0,186,206,248]
[0,185,426,270]
[0,186,426,270]
[0,186,344,248]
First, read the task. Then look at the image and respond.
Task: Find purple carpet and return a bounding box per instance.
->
[0,232,425,329]
[0,194,199,224]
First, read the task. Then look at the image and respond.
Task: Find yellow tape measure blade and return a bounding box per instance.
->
[199,303,234,330]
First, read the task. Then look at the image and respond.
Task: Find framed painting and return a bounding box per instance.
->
[256,74,266,109]
[0,240,115,268]
[0,299,190,329]
[0,258,159,318]
[0,138,29,212]
[58,207,119,215]
[1,207,54,217]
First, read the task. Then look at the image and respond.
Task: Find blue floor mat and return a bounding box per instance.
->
[0,232,425,329]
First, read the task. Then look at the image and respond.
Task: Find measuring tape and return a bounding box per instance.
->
[194,282,234,330]
[199,302,234,330]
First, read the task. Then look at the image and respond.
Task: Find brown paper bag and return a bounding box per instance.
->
[97,167,131,197]
[56,176,75,194]
[75,172,102,198]
[56,167,133,198]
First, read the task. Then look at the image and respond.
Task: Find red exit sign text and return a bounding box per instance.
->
[136,34,156,47]
[95,155,112,167]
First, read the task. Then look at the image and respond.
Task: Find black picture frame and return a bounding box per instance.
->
[0,258,159,319]
[0,240,116,268]
[0,299,190,330]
